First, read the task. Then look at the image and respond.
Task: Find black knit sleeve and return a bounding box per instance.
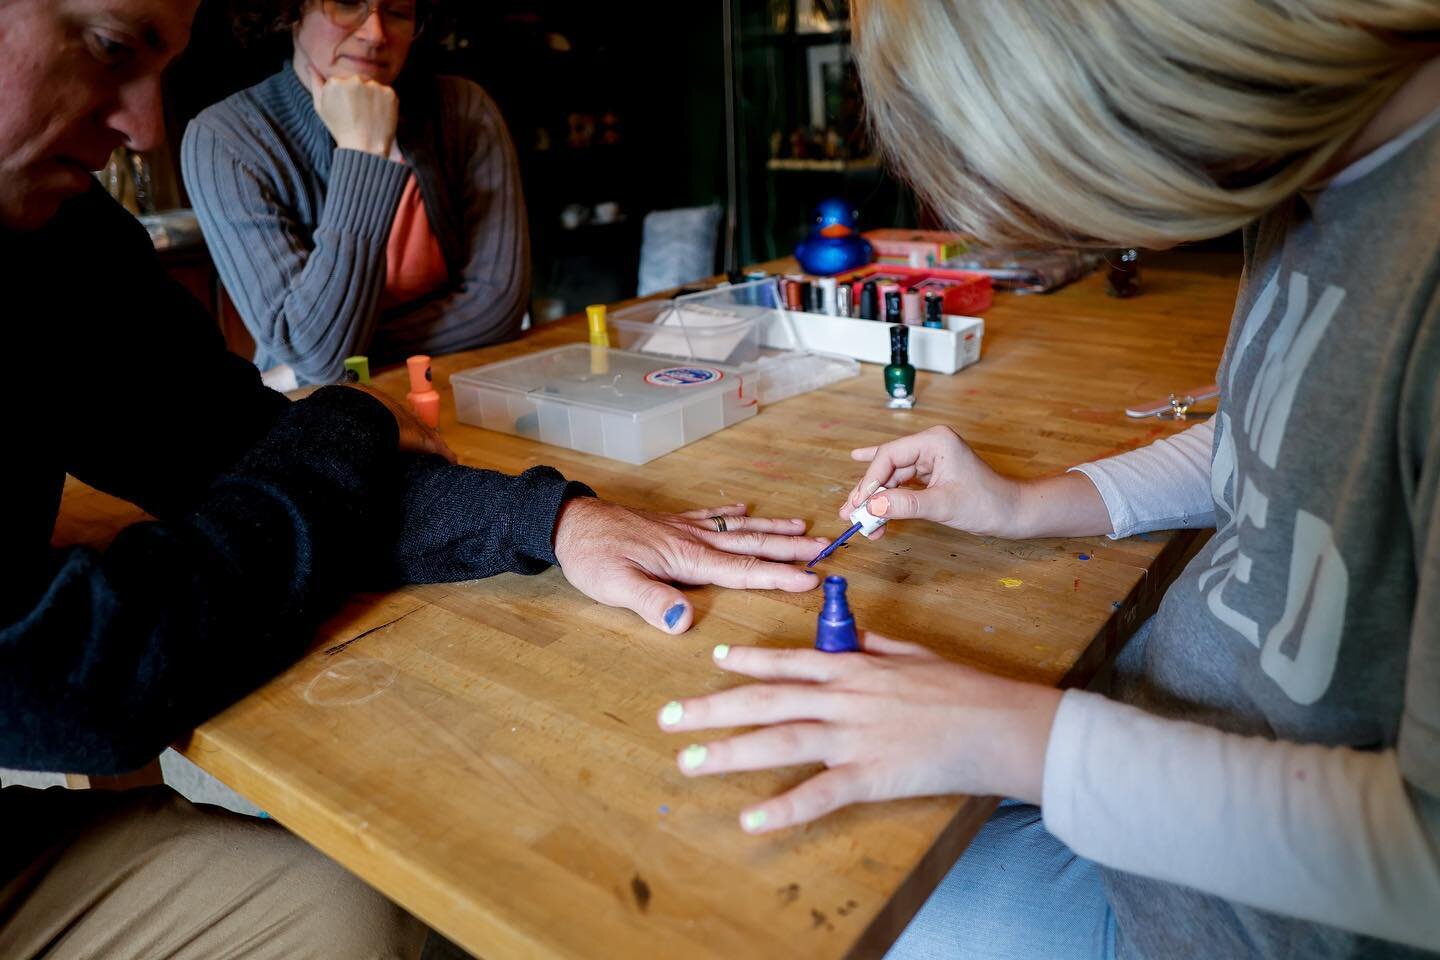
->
[385,454,594,584]
[0,387,401,775]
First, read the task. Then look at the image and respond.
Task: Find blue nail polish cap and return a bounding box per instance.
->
[816,576,859,653]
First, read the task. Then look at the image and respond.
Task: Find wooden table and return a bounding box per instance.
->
[56,252,1238,959]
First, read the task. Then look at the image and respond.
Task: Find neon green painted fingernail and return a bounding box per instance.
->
[660,701,684,726]
[680,744,708,770]
[741,809,768,832]
[713,644,730,661]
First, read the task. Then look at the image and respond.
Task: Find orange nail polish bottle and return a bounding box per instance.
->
[406,355,440,428]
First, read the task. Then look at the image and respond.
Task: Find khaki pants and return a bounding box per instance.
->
[0,785,425,959]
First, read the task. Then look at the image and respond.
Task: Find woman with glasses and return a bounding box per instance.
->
[183,0,529,387]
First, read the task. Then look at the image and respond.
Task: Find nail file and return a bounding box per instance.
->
[1125,384,1219,418]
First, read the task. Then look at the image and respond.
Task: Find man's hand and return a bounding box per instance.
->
[553,499,827,633]
[344,385,455,464]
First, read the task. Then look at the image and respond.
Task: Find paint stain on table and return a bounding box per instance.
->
[631,874,652,913]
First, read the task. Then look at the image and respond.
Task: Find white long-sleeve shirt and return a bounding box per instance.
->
[1054,269,1440,955]
[1038,102,1440,956]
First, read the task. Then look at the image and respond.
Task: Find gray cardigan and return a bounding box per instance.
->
[182,64,530,384]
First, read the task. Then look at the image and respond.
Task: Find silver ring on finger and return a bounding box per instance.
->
[709,515,728,533]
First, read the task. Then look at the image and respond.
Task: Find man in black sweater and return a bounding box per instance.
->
[0,0,822,954]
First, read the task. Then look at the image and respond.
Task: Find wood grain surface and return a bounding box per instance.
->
[54,252,1239,959]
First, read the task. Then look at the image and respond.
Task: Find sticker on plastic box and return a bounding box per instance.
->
[644,366,725,387]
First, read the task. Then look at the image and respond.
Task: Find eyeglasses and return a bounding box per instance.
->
[320,0,424,34]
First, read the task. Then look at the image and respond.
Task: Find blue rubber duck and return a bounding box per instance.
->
[794,198,874,276]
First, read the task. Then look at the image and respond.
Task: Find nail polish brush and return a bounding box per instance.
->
[807,489,888,568]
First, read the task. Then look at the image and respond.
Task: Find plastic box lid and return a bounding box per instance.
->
[450,345,750,419]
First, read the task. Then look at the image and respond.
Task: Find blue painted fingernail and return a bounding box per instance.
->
[664,603,686,629]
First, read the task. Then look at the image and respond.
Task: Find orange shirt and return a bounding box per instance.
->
[381,174,449,310]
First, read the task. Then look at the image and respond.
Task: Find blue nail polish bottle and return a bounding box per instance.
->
[815,576,859,653]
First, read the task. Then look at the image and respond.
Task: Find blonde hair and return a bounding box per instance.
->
[854,0,1439,247]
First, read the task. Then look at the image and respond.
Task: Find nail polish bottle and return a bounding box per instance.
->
[783,278,803,311]
[342,355,371,384]
[815,575,859,653]
[923,292,945,328]
[884,325,916,409]
[817,276,838,315]
[1106,248,1141,298]
[902,289,922,326]
[859,280,879,321]
[883,288,902,326]
[406,354,441,428]
[586,303,610,375]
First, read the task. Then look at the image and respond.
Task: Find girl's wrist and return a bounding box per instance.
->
[1011,473,1114,540]
[985,681,1064,804]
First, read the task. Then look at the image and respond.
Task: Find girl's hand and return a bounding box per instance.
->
[657,633,1061,833]
[842,425,1114,540]
[842,425,1025,538]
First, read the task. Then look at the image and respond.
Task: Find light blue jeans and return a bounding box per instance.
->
[884,801,1116,960]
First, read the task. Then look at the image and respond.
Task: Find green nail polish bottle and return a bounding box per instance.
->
[885,325,916,409]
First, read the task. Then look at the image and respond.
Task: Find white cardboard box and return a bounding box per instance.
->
[754,310,984,374]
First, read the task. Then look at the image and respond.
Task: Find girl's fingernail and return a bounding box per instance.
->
[741,809,768,832]
[664,603,686,629]
[712,644,730,661]
[870,495,889,514]
[680,744,708,770]
[660,701,684,726]
[863,480,881,496]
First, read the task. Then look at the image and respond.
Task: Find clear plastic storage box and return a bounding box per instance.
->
[451,279,860,464]
[452,346,757,465]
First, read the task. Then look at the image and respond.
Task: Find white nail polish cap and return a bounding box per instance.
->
[848,487,889,536]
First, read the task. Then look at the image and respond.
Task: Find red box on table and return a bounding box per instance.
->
[839,264,994,316]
